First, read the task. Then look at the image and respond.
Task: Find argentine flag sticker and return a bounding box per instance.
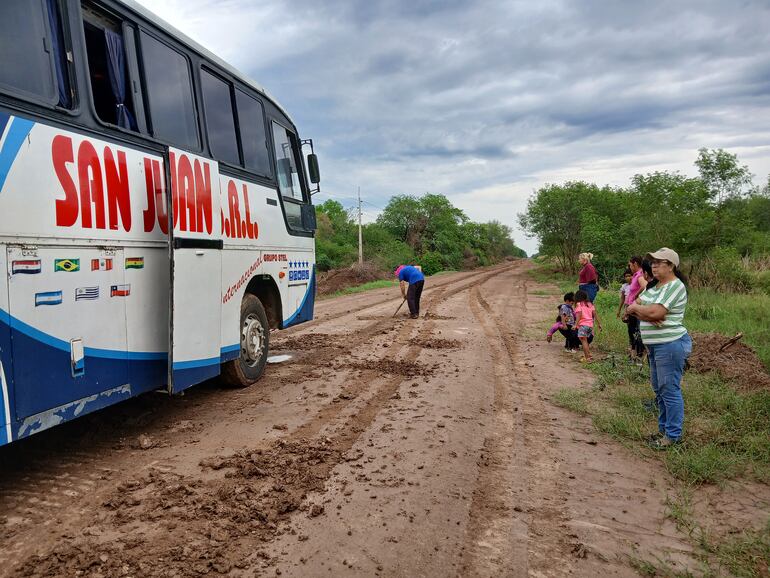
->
[35,291,63,306]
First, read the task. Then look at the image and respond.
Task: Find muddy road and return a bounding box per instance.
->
[0,262,745,576]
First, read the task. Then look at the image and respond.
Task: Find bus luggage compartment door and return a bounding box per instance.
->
[167,148,223,394]
[6,246,130,422]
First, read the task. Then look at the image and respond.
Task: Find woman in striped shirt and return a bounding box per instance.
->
[626,248,692,450]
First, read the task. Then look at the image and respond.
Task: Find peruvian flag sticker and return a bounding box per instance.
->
[92,258,114,271]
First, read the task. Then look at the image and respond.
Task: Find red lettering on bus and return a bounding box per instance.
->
[52,136,137,231]
[241,183,258,239]
[227,180,242,238]
[194,160,213,234]
[104,148,131,231]
[77,140,106,229]
[142,157,168,234]
[169,152,214,234]
[52,135,78,227]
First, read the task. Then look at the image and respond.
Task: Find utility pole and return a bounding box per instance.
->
[357,186,363,266]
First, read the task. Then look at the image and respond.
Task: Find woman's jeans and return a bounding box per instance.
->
[579,283,599,302]
[646,333,692,441]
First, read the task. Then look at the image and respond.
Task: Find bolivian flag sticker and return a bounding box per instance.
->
[55,258,80,272]
[125,257,144,269]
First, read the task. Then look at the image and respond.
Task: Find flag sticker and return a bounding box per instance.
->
[55,259,80,272]
[75,286,99,301]
[125,257,144,269]
[35,291,63,306]
[91,258,113,271]
[11,260,42,275]
[110,284,130,297]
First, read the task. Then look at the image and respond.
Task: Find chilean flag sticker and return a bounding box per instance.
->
[110,284,130,297]
[12,260,42,275]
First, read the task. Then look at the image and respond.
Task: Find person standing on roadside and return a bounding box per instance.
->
[626,248,692,450]
[624,256,646,363]
[395,265,425,319]
[577,252,599,302]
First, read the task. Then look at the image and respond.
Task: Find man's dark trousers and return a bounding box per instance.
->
[407,280,424,317]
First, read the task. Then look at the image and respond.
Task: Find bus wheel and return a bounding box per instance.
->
[222,294,269,387]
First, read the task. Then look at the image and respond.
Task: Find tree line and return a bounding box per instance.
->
[518,148,770,294]
[315,193,526,275]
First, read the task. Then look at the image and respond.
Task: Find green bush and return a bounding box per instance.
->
[419,252,445,276]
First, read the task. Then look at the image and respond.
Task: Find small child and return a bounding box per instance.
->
[617,268,633,320]
[546,292,578,351]
[574,289,602,362]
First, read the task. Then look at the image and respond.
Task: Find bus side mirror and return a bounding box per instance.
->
[307,153,320,184]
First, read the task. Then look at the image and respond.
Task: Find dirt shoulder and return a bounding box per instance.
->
[0,262,766,577]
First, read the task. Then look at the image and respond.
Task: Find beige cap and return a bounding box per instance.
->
[646,247,679,267]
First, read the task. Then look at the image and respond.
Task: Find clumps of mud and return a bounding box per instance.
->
[689,332,770,391]
[344,359,436,377]
[412,337,461,350]
[18,439,342,577]
[271,332,345,351]
[422,312,456,320]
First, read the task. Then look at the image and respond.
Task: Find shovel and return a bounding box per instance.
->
[393,298,407,317]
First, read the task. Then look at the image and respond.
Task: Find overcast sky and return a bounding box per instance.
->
[136,0,770,255]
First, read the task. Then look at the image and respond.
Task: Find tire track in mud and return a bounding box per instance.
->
[12,265,516,577]
[267,264,518,439]
[461,271,574,577]
[284,269,482,331]
[459,284,528,577]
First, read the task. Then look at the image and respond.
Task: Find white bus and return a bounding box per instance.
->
[0,0,320,446]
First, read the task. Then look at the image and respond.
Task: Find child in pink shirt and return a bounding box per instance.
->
[574,289,602,362]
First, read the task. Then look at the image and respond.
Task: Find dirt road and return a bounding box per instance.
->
[0,262,734,576]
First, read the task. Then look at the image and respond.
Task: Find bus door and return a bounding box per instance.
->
[166,148,223,393]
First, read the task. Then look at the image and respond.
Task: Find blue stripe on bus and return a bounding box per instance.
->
[220,344,240,362]
[283,267,316,328]
[172,356,220,370]
[1,308,166,361]
[0,116,35,193]
[0,111,10,144]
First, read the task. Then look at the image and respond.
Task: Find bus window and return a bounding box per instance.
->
[236,90,271,177]
[81,2,136,129]
[201,69,239,166]
[140,31,198,151]
[272,122,304,202]
[0,0,58,105]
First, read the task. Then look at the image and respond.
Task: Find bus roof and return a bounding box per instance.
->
[119,0,292,123]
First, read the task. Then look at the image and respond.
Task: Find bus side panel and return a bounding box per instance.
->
[218,174,315,349]
[0,245,15,446]
[124,246,169,391]
[6,246,130,431]
[220,176,280,357]
[0,112,170,436]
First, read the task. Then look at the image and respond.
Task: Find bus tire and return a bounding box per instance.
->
[221,294,270,387]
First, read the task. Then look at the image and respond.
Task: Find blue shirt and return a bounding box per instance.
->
[398,266,424,284]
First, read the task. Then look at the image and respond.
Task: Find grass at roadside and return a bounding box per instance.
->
[321,279,398,299]
[320,269,460,300]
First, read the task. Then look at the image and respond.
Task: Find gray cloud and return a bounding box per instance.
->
[138,0,770,253]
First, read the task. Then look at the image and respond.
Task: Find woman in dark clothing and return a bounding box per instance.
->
[577,252,599,302]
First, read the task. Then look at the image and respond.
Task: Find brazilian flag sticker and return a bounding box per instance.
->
[54,258,80,272]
